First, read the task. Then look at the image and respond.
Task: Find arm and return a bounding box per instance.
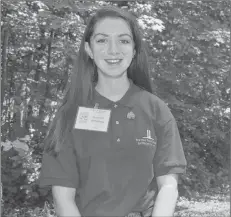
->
[52,186,81,217]
[39,131,81,217]
[151,174,179,217]
[151,102,186,216]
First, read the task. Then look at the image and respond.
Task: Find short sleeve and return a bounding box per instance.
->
[153,118,187,177]
[38,133,79,189]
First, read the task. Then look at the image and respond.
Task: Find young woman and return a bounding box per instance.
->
[39,6,187,217]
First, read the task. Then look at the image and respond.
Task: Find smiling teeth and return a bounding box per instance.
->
[106,59,121,63]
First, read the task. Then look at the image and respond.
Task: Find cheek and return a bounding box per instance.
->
[94,47,107,56]
[122,50,134,58]
[121,46,134,54]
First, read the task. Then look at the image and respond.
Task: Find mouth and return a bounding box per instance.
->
[105,59,122,64]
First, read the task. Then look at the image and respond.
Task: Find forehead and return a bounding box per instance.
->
[93,17,132,36]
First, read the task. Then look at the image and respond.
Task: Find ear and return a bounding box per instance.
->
[133,49,136,58]
[85,42,93,59]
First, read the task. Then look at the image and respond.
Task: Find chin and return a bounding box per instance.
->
[105,73,126,79]
[99,68,128,78]
[108,70,128,78]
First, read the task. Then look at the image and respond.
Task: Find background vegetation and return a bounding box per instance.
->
[1,0,230,216]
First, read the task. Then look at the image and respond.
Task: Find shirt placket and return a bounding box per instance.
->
[111,103,124,145]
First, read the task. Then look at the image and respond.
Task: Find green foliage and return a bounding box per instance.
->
[1,0,230,210]
[128,0,230,197]
[1,136,51,208]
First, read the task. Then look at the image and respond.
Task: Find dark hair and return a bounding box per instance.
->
[45,6,153,155]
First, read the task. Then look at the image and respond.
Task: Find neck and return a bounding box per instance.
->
[95,74,130,100]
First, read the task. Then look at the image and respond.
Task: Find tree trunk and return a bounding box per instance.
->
[34,27,46,84]
[39,30,53,118]
[9,64,16,140]
[1,25,9,109]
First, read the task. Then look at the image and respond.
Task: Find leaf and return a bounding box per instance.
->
[169,8,182,18]
[179,81,190,93]
[1,141,13,151]
[189,164,197,169]
[38,10,51,18]
[38,188,49,196]
[13,96,22,105]
[167,95,184,106]
[10,187,17,194]
[11,156,21,161]
[54,1,72,9]
[217,171,223,177]
[191,142,200,149]
[19,135,30,142]
[13,125,27,139]
[30,191,39,198]
[12,140,29,152]
[51,18,63,29]
[212,128,226,139]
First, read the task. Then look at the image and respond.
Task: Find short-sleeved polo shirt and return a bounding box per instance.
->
[39,80,187,217]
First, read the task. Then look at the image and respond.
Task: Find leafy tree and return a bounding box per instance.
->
[1,0,230,211]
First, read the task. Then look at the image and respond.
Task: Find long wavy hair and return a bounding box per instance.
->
[45,6,153,155]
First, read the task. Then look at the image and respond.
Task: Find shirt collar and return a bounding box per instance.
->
[92,79,141,109]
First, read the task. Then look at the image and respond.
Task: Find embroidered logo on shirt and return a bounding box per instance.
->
[136,129,157,147]
[94,103,99,109]
[127,111,135,119]
[143,130,154,140]
[125,212,142,217]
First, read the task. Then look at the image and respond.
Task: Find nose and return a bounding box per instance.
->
[108,39,120,55]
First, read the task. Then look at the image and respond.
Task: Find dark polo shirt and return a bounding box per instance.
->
[39,80,187,217]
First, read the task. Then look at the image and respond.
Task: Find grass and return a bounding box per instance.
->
[2,193,230,217]
[175,193,230,217]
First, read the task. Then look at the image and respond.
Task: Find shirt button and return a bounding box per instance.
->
[116,121,119,124]
[117,138,120,142]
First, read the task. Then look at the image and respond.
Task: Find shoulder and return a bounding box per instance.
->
[132,85,174,124]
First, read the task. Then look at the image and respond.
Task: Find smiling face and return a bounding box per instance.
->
[85,17,136,79]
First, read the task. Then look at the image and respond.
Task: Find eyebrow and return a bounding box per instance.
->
[93,33,133,39]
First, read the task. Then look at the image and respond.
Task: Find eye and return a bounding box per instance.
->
[96,38,107,43]
[120,39,130,44]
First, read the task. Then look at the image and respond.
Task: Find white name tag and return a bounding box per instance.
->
[74,107,111,132]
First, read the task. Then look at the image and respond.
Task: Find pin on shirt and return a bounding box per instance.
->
[127,111,135,119]
[94,103,99,109]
